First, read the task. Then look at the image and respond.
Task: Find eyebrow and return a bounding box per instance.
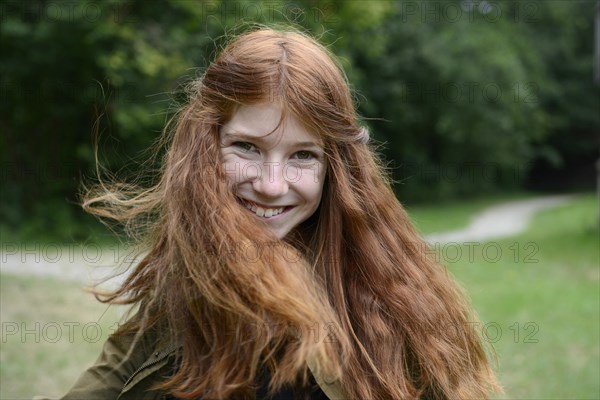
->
[291,141,323,149]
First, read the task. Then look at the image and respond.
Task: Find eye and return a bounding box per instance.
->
[293,150,316,160]
[232,141,256,153]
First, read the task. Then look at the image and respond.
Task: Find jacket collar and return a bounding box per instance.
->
[306,356,347,399]
[151,340,347,399]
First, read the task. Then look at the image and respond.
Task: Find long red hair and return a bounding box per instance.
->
[84,27,501,399]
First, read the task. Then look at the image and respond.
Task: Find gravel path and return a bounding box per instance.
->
[0,241,141,287]
[425,194,573,244]
[1,195,574,285]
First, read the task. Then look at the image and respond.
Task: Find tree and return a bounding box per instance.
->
[2,0,597,239]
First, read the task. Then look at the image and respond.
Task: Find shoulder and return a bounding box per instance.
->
[116,339,179,400]
[44,317,180,400]
[98,319,180,400]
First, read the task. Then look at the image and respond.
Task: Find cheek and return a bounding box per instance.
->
[221,155,256,184]
[222,164,238,185]
[296,171,325,206]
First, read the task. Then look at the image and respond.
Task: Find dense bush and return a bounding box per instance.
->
[1,0,598,239]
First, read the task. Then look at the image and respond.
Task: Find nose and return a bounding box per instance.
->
[252,162,289,198]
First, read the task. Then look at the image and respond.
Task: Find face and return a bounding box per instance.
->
[220,103,327,239]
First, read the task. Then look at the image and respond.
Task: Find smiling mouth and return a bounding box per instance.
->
[237,198,292,218]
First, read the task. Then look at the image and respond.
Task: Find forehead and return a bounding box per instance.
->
[221,103,322,145]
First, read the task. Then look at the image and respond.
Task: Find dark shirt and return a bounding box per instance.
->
[255,362,330,400]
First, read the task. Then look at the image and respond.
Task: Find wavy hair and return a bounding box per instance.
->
[84,27,501,399]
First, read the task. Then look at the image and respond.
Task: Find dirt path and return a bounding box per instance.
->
[1,195,574,284]
[0,241,139,287]
[425,194,573,244]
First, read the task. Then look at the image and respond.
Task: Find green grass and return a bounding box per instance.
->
[1,193,597,398]
[0,274,127,399]
[442,194,599,399]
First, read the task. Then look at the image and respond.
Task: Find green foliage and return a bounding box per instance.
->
[517,2,600,191]
[351,1,558,201]
[1,0,598,239]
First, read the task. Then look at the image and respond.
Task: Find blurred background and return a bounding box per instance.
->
[1,0,599,398]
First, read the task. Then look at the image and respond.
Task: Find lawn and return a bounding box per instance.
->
[435,194,598,399]
[0,275,127,399]
[1,193,598,399]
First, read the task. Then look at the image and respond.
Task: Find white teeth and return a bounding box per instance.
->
[241,199,285,218]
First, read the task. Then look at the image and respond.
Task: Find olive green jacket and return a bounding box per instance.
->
[35,326,347,399]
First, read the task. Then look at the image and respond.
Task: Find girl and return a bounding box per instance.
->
[57,27,501,399]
